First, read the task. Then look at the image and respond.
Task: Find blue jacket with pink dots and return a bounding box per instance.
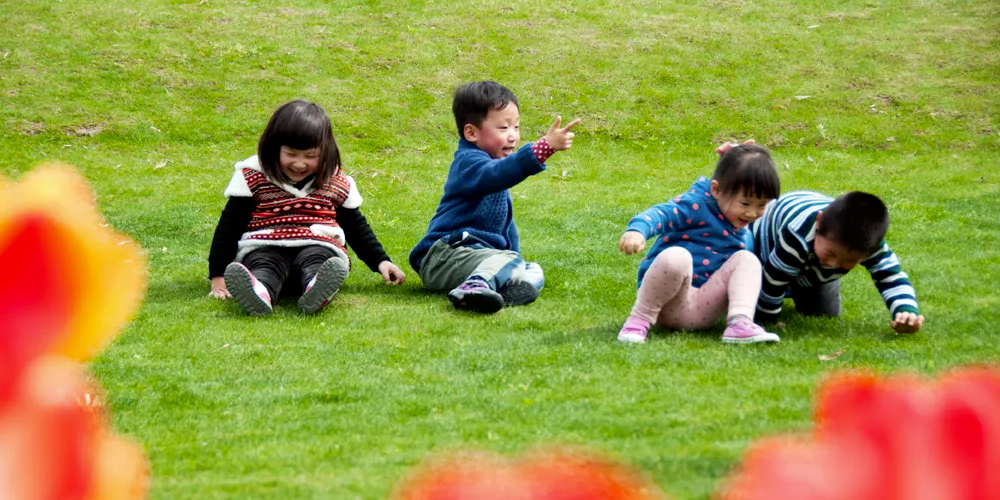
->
[626,177,755,288]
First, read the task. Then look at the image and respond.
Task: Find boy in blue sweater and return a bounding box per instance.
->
[409,81,581,313]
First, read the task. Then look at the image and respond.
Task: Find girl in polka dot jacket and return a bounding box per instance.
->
[617,141,781,344]
[207,100,405,316]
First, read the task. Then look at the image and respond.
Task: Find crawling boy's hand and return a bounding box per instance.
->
[891,311,924,334]
[619,231,647,255]
[543,116,582,151]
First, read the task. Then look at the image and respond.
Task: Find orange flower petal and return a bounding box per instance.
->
[720,368,1000,500]
[87,433,150,500]
[0,214,76,403]
[0,357,95,500]
[0,164,146,362]
[391,448,669,500]
[392,451,531,500]
[521,448,668,500]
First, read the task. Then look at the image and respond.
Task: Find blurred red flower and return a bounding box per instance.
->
[391,448,670,500]
[717,368,1000,500]
[0,165,149,500]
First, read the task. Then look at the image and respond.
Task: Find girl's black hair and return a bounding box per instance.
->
[712,143,781,200]
[257,100,341,185]
[452,81,519,137]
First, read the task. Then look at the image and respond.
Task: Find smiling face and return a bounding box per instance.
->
[710,180,771,230]
[279,146,320,183]
[464,104,520,159]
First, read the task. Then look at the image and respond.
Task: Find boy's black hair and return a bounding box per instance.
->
[712,143,781,200]
[258,100,341,185]
[452,81,519,137]
[817,191,889,254]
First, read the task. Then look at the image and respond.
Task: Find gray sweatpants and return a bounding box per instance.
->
[418,234,544,293]
[790,280,841,317]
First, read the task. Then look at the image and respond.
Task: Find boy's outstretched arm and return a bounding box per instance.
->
[445,117,581,199]
[756,226,810,323]
[861,241,923,333]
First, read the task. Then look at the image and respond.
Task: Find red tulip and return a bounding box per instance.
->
[0,165,146,406]
[0,358,94,500]
[0,165,149,500]
[391,448,669,500]
[717,367,1000,500]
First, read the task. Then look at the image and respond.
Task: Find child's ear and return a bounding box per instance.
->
[709,179,721,198]
[462,123,479,143]
[816,210,823,227]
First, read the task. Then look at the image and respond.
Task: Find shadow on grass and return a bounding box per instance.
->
[545,322,734,346]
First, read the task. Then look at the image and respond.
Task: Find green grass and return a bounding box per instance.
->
[2,0,999,498]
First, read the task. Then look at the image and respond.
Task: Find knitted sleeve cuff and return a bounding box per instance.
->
[531,137,555,164]
[891,304,920,317]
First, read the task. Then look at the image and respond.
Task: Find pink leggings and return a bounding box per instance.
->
[630,248,761,330]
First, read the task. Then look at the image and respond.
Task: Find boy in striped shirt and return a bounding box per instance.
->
[749,191,924,333]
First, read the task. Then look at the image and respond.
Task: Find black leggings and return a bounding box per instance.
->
[242,246,339,299]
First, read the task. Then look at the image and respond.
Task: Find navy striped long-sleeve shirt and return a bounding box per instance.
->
[749,191,919,323]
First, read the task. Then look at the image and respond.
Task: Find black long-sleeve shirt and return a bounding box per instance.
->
[207,195,391,278]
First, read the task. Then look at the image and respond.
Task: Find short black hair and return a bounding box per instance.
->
[452,81,519,137]
[712,143,781,200]
[817,191,889,254]
[257,100,341,185]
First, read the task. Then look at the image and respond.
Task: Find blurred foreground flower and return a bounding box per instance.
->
[717,367,1000,500]
[0,164,149,500]
[390,448,670,500]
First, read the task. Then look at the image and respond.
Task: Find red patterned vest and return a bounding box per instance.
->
[240,168,352,256]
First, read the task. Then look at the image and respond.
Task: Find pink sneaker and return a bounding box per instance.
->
[617,316,651,344]
[722,317,780,344]
[224,262,273,316]
[298,256,349,314]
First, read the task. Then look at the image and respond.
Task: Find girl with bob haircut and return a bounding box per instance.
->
[616,140,781,344]
[207,100,405,316]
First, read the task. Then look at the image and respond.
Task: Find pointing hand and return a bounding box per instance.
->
[543,116,582,151]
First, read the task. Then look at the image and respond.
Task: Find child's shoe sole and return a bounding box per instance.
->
[447,288,505,314]
[224,263,272,316]
[721,332,781,344]
[617,332,647,344]
[298,257,349,314]
[499,279,539,307]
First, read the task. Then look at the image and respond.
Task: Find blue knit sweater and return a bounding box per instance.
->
[627,177,755,288]
[409,138,546,272]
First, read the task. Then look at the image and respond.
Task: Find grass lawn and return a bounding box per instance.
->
[2,0,998,498]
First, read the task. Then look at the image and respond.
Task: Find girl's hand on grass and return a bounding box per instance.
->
[619,231,647,255]
[209,276,231,300]
[716,139,756,156]
[378,261,406,285]
[890,311,924,333]
[542,116,582,151]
